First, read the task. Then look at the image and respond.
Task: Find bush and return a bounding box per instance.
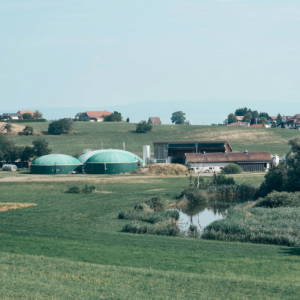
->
[122,221,180,237]
[178,186,208,205]
[255,191,300,208]
[118,210,179,223]
[48,118,73,135]
[145,195,166,211]
[23,126,34,136]
[211,173,235,185]
[221,164,242,174]
[136,120,152,133]
[66,184,96,194]
[255,163,288,198]
[103,111,122,122]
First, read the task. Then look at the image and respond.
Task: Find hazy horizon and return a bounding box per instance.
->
[1,0,299,123]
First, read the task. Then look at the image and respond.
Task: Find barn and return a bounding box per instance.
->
[185,152,273,172]
[152,140,232,164]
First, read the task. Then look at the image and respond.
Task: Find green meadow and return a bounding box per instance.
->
[1,173,300,299]
[10,121,300,157]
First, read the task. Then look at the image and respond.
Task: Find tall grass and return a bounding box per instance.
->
[202,204,300,246]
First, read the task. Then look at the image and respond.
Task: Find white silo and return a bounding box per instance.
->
[143,145,151,165]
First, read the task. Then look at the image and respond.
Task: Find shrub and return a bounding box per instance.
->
[66,184,96,194]
[122,221,180,237]
[146,195,166,211]
[178,186,208,205]
[23,126,34,136]
[103,111,122,122]
[136,120,152,133]
[48,118,73,135]
[255,191,300,208]
[188,224,200,238]
[211,173,235,185]
[221,164,242,174]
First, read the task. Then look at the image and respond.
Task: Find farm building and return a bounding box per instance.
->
[148,117,162,125]
[185,152,273,172]
[17,110,35,117]
[152,141,232,164]
[84,149,141,174]
[81,111,112,122]
[2,113,22,120]
[30,154,81,174]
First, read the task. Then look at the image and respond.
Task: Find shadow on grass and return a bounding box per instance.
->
[280,247,300,256]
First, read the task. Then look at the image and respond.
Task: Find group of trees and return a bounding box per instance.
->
[22,110,43,120]
[75,111,123,122]
[228,107,283,125]
[48,118,73,135]
[0,123,34,136]
[256,137,300,198]
[0,134,51,163]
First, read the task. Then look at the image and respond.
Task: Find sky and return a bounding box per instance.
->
[1,0,299,122]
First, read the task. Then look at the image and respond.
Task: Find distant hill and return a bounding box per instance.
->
[2,99,299,125]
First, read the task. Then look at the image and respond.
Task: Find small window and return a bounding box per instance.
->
[209,167,212,169]
[220,167,223,169]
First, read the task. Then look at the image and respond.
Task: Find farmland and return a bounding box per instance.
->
[9,121,300,157]
[1,172,300,299]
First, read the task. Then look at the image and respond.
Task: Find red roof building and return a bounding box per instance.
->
[17,110,35,117]
[148,117,162,125]
[81,111,112,122]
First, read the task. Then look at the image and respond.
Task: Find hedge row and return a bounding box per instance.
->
[9,119,47,123]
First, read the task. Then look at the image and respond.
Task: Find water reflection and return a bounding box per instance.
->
[172,203,230,233]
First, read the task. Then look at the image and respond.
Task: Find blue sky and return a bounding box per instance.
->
[1,0,299,121]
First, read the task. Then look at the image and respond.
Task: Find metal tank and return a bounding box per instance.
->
[30,154,82,174]
[84,150,139,174]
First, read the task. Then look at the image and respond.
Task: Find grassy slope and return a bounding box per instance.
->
[10,121,300,157]
[1,174,300,299]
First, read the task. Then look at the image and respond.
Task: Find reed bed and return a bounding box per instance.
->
[202,204,300,246]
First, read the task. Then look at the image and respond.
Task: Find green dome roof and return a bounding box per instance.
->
[31,154,81,166]
[86,150,138,163]
[79,150,144,163]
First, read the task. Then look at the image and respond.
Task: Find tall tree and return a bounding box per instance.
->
[171,111,186,124]
[252,110,259,118]
[1,123,13,135]
[259,112,269,119]
[22,113,33,120]
[277,113,282,124]
[234,107,248,116]
[32,139,51,157]
[243,112,253,123]
[227,113,237,124]
[75,112,85,121]
[33,110,43,119]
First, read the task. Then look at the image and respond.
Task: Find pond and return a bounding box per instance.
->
[171,203,230,233]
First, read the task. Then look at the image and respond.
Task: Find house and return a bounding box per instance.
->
[185,152,273,173]
[280,114,300,129]
[81,111,112,122]
[227,122,250,127]
[236,116,244,123]
[152,140,232,164]
[2,113,22,120]
[17,110,35,117]
[148,117,162,125]
[268,116,277,123]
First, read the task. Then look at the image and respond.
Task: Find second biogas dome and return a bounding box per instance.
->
[78,149,144,174]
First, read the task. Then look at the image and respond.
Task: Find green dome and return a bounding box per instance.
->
[86,150,137,163]
[79,150,144,164]
[31,154,81,166]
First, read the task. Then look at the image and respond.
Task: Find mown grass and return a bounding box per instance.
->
[0,174,300,298]
[9,121,300,156]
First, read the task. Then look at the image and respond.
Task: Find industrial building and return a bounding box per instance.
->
[152,141,232,164]
[185,152,273,172]
[84,150,141,174]
[30,154,82,174]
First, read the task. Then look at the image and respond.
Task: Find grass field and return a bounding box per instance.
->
[9,121,300,157]
[1,172,300,299]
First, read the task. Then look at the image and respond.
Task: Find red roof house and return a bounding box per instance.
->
[148,117,162,125]
[82,111,112,122]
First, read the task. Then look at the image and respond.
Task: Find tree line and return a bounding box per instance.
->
[228,107,283,126]
[0,134,51,163]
